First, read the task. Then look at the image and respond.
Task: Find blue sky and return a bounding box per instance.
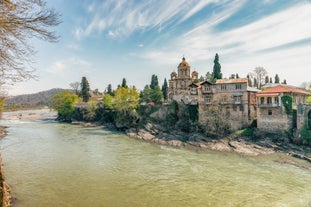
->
[9,0,311,95]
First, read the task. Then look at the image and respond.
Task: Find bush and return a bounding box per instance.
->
[300,125,311,145]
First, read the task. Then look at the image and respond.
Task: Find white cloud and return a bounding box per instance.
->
[47,58,91,75]
[74,0,239,40]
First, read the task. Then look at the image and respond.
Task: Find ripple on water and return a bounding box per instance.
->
[0,120,311,207]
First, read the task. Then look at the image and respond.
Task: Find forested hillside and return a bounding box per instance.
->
[5,88,67,111]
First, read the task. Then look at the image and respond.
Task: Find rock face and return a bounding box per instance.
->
[125,123,276,157]
[0,154,12,207]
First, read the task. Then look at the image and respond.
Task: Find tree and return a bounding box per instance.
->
[141,85,152,103]
[269,77,273,83]
[236,73,239,78]
[161,78,168,101]
[282,79,287,85]
[121,78,128,88]
[112,87,140,128]
[205,72,212,81]
[80,76,90,102]
[150,74,159,90]
[247,74,252,87]
[52,90,78,122]
[0,0,61,85]
[212,53,222,80]
[69,82,80,95]
[274,74,280,84]
[107,84,113,96]
[265,76,269,84]
[251,67,267,89]
[150,85,163,104]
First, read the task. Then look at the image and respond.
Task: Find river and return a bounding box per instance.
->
[1,116,311,206]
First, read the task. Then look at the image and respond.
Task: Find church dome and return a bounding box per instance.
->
[179,56,189,67]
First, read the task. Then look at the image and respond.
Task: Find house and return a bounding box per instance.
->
[197,78,259,130]
[256,84,310,132]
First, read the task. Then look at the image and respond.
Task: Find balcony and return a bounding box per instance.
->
[258,103,281,108]
[190,91,198,95]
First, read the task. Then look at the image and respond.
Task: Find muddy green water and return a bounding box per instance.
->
[1,119,311,207]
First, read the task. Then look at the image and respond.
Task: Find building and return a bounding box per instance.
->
[256,84,310,132]
[197,78,259,130]
[168,57,199,102]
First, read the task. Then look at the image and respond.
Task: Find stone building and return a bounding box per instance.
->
[167,57,259,130]
[168,57,199,102]
[197,78,259,130]
[256,84,310,132]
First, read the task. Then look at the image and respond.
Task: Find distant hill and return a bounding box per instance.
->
[5,88,68,110]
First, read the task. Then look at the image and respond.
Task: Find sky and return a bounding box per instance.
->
[8,0,311,95]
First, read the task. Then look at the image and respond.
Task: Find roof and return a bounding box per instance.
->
[216,78,248,84]
[247,86,260,92]
[256,93,279,97]
[258,85,310,95]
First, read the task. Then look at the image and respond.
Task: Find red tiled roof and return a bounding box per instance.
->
[216,78,248,84]
[258,85,310,95]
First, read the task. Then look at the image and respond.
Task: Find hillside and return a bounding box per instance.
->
[5,88,67,110]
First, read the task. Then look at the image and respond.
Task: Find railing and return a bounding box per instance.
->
[258,103,280,107]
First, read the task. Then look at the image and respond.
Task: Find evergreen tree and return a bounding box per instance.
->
[265,76,269,84]
[107,84,113,96]
[247,74,252,87]
[212,53,222,80]
[274,74,280,84]
[121,78,128,88]
[141,85,152,103]
[253,78,258,88]
[80,76,90,102]
[236,73,240,78]
[269,77,273,83]
[161,78,168,101]
[205,72,212,81]
[150,85,163,104]
[150,74,159,90]
[282,79,287,85]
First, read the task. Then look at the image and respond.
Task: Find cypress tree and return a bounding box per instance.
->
[274,74,280,84]
[150,74,159,90]
[161,78,168,101]
[80,76,90,102]
[107,84,113,96]
[121,78,128,88]
[212,53,222,80]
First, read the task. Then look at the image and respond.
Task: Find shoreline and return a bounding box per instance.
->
[0,126,12,207]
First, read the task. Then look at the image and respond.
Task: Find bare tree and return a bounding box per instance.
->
[250,67,267,89]
[69,82,80,95]
[300,81,311,90]
[0,0,61,86]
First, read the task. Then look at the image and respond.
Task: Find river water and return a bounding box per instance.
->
[1,118,311,206]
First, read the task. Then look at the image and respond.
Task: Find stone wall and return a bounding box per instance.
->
[297,104,311,130]
[257,107,292,132]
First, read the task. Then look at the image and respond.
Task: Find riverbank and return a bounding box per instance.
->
[0,126,11,207]
[125,123,311,169]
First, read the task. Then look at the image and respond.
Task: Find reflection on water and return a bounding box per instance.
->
[1,119,311,207]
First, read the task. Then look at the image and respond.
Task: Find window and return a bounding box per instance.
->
[268,110,272,115]
[267,97,272,104]
[221,85,227,91]
[204,96,211,104]
[235,84,242,90]
[274,97,279,104]
[234,96,241,104]
[190,87,197,94]
[204,85,210,91]
[260,97,264,104]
